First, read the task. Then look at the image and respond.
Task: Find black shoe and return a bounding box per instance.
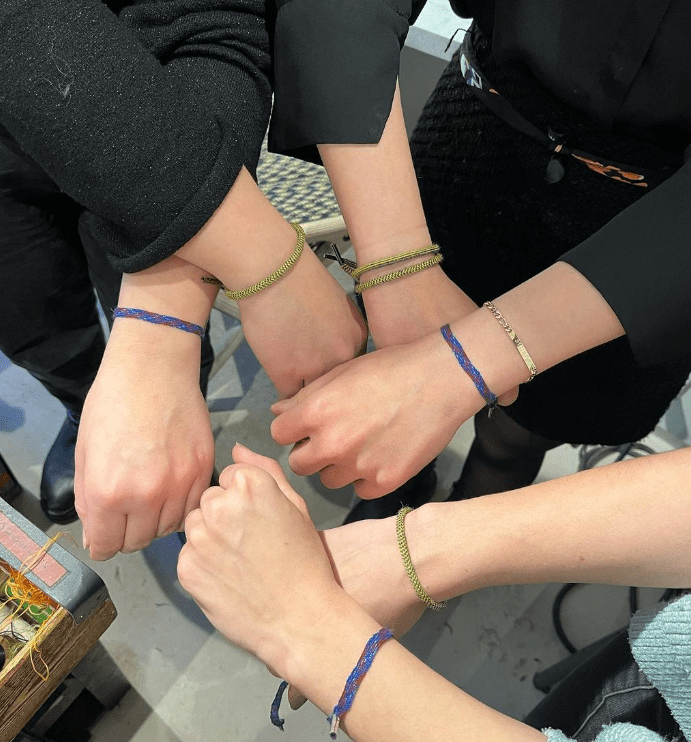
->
[343,460,438,525]
[40,415,79,524]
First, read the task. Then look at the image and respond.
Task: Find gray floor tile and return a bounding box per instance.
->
[154,632,331,742]
[89,688,182,742]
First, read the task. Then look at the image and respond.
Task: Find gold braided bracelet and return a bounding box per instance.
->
[201,222,305,301]
[396,506,447,611]
[354,253,443,294]
[351,244,441,281]
[483,301,538,383]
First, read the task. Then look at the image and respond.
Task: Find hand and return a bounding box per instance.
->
[362,265,477,349]
[177,444,342,676]
[75,321,214,560]
[271,330,482,498]
[238,247,367,399]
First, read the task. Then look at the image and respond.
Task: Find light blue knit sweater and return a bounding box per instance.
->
[544,594,691,742]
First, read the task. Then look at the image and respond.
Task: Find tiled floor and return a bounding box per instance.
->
[0,269,683,741]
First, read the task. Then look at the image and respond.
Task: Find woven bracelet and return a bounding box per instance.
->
[113,308,205,338]
[203,222,305,301]
[269,627,394,739]
[351,244,441,281]
[396,506,447,611]
[440,324,498,409]
[483,301,538,383]
[354,253,443,293]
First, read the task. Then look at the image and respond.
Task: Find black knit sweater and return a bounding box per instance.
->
[0,0,272,272]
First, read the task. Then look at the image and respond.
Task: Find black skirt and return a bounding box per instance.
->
[409,35,691,444]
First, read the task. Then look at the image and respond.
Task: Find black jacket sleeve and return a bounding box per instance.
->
[268,0,422,162]
[560,150,691,367]
[0,0,272,272]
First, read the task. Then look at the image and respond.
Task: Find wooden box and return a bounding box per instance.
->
[0,499,116,741]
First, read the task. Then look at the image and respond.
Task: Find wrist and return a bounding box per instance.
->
[273,588,383,710]
[414,328,488,429]
[106,318,202,375]
[351,224,432,267]
[406,500,506,603]
[233,238,323,312]
[405,502,489,602]
[445,309,529,399]
[118,258,216,328]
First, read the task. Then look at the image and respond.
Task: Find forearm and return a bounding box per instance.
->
[318,84,477,344]
[102,255,218,377]
[318,83,430,263]
[407,446,691,603]
[284,592,545,742]
[118,256,217,327]
[442,261,625,396]
[175,167,300,293]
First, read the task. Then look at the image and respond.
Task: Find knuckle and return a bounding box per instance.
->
[95,488,127,511]
[374,467,401,495]
[177,552,195,590]
[300,398,323,428]
[199,485,225,508]
[183,509,204,540]
[136,486,164,509]
[224,464,267,494]
[203,493,230,524]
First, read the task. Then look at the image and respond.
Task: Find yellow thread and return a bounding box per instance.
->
[2,532,69,680]
[396,507,446,611]
[351,244,441,281]
[483,301,538,383]
[354,253,443,294]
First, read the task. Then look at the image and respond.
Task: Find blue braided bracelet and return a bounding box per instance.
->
[269,627,394,738]
[328,627,394,738]
[440,323,497,409]
[113,307,205,338]
[270,681,289,731]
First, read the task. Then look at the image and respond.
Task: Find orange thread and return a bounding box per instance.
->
[1,532,69,680]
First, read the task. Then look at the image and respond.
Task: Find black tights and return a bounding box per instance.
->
[448,406,562,501]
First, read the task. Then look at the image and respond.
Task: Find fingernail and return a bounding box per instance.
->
[82,533,87,550]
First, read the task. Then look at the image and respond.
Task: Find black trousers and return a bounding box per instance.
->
[0,128,213,420]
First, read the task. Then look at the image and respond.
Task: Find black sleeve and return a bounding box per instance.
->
[267,0,419,162]
[0,0,272,272]
[560,151,691,366]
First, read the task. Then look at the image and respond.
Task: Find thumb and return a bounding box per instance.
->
[229,443,306,512]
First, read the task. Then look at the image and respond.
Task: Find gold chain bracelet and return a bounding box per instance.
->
[483,301,538,383]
